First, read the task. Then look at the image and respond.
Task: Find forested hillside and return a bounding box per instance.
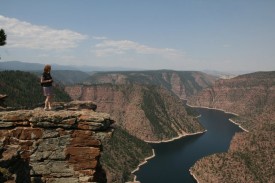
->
[101,126,152,183]
[0,70,71,108]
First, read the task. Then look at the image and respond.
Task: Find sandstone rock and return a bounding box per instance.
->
[0,102,114,182]
[54,100,97,111]
[44,177,79,183]
[0,94,7,109]
[0,122,14,128]
[189,71,275,183]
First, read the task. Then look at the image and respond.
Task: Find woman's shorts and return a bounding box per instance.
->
[43,86,53,96]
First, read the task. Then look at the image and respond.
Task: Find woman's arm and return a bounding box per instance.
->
[41,76,52,83]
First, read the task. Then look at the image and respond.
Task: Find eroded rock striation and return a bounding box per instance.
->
[0,101,114,182]
[188,71,275,130]
[188,71,275,183]
[65,84,204,142]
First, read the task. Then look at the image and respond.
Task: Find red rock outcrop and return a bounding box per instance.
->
[65,84,204,142]
[0,101,114,182]
[188,71,275,130]
[188,72,275,183]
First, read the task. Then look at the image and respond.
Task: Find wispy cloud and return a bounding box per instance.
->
[0,15,88,50]
[93,39,184,58]
[92,36,108,40]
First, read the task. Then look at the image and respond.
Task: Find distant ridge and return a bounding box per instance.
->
[0,61,46,71]
[0,61,140,72]
[83,70,217,98]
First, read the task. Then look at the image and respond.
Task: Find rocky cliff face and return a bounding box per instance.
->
[188,71,275,183]
[188,71,275,130]
[84,70,217,99]
[190,127,275,183]
[65,84,204,142]
[0,101,114,183]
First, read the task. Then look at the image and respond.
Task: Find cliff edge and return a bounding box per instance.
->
[0,101,114,183]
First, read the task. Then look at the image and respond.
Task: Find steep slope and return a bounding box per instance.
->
[0,70,71,108]
[101,126,152,183]
[188,71,275,182]
[188,71,275,130]
[65,84,204,141]
[84,70,217,99]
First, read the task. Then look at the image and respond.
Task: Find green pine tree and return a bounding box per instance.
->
[0,29,7,46]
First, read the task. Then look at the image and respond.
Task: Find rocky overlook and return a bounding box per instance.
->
[0,70,154,183]
[0,101,114,183]
[65,84,204,142]
[188,71,275,182]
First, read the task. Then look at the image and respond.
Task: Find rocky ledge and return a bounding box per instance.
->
[0,101,114,183]
[0,94,8,110]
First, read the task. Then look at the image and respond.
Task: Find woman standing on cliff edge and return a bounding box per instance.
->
[41,64,53,110]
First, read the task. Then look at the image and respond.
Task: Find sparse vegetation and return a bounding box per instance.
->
[66,83,204,141]
[101,126,152,183]
[141,86,177,139]
[189,71,275,183]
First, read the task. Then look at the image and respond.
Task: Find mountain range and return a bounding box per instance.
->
[0,61,141,72]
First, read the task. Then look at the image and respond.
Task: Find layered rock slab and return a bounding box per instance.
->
[0,102,114,182]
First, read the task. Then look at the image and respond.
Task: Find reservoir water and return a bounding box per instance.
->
[135,107,243,183]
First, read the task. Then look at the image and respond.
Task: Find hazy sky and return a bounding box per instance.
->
[0,0,275,71]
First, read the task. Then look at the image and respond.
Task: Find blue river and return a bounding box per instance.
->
[135,107,243,183]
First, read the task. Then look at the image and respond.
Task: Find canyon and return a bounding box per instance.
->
[1,69,274,182]
[64,70,217,142]
[188,71,275,182]
[65,84,204,142]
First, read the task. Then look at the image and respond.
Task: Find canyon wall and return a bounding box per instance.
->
[188,71,275,130]
[188,71,275,182]
[65,84,204,142]
[84,70,217,99]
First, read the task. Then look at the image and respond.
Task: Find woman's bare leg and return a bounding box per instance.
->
[48,96,52,110]
[44,96,52,109]
[44,97,48,109]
